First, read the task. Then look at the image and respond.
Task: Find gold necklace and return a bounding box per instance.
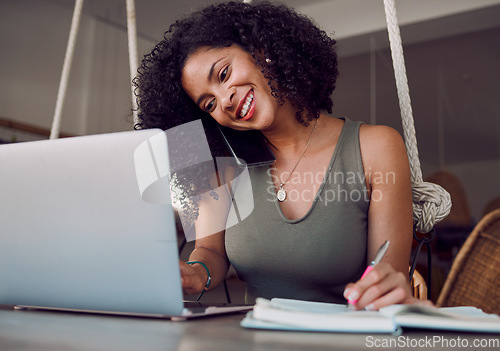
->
[275,119,318,202]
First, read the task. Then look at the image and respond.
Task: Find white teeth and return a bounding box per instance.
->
[239,93,254,118]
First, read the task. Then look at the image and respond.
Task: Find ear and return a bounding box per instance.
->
[252,48,268,67]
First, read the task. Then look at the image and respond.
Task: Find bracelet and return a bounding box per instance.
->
[186,261,211,302]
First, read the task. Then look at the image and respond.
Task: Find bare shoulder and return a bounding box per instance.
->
[358,124,409,172]
[359,123,405,151]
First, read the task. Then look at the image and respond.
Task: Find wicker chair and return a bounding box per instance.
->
[410,268,427,301]
[436,209,500,315]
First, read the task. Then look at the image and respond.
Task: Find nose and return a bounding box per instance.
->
[220,88,235,112]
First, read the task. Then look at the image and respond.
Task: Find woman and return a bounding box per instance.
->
[134,1,418,310]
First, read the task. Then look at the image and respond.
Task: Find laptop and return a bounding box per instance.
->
[0,128,251,319]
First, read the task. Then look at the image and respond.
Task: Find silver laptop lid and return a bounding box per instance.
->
[0,129,184,316]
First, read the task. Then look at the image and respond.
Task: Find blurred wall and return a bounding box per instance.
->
[0,0,154,137]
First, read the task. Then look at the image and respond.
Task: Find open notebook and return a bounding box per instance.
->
[0,128,251,319]
[242,298,500,333]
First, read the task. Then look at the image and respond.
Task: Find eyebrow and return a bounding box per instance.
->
[195,57,225,108]
[208,57,225,82]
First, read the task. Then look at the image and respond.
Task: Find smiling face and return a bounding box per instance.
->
[181,45,291,131]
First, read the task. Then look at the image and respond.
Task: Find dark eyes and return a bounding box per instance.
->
[205,99,215,112]
[203,65,230,113]
[220,66,229,82]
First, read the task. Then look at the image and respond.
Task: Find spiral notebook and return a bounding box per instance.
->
[241,298,500,333]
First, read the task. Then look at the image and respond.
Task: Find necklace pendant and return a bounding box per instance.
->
[277,185,286,202]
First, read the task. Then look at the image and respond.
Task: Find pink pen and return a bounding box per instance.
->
[348,240,390,305]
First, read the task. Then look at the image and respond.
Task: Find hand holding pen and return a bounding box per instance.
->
[345,240,391,309]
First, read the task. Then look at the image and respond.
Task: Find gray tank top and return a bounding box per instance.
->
[225,118,369,304]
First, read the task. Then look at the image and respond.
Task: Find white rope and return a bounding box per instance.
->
[126,0,139,127]
[50,0,84,139]
[383,0,451,233]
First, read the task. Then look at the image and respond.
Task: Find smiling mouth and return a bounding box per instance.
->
[239,91,254,119]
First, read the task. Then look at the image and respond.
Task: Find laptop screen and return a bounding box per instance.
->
[0,129,184,316]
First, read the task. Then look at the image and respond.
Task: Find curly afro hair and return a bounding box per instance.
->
[133,1,338,228]
[134,0,338,157]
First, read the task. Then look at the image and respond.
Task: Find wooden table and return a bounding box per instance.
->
[0,306,498,351]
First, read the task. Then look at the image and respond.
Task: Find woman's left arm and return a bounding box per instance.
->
[344,124,420,310]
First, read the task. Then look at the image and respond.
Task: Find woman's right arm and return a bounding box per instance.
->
[179,170,233,295]
[180,231,229,295]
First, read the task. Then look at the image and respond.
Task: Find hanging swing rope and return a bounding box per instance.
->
[51,0,139,138]
[244,0,450,233]
[383,0,451,234]
[126,0,139,126]
[50,0,84,140]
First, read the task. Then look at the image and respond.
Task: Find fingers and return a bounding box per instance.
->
[344,263,412,310]
[359,284,409,311]
[179,260,205,295]
[344,263,391,305]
